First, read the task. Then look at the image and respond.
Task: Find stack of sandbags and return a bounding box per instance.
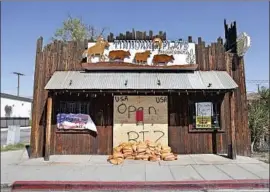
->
[107,141,177,165]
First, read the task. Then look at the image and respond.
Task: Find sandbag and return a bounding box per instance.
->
[108,141,177,165]
[113,152,124,159]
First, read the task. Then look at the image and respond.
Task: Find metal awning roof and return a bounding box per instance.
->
[45,71,238,90]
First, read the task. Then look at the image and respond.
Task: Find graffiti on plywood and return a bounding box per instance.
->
[113,96,168,147]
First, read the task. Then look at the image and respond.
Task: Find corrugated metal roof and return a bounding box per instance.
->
[44,71,238,90]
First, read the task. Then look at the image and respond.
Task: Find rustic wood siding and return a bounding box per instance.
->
[49,94,113,155]
[48,93,229,155]
[30,32,250,157]
[168,93,229,155]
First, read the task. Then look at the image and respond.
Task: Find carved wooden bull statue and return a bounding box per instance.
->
[152,54,174,66]
[108,50,131,61]
[84,36,110,62]
[134,50,151,64]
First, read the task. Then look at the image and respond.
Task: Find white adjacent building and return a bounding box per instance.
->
[1,93,32,118]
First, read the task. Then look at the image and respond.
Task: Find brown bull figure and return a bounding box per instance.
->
[108,50,131,61]
[134,50,151,64]
[85,36,110,62]
[152,54,174,66]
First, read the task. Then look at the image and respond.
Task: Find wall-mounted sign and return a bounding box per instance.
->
[113,96,168,147]
[195,102,213,129]
[236,32,251,57]
[84,37,196,65]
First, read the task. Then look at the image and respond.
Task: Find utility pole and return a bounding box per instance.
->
[12,72,25,96]
[246,80,269,93]
[256,84,260,93]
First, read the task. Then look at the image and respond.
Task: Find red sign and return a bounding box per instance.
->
[136,110,144,122]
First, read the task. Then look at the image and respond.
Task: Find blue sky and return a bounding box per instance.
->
[2,1,269,97]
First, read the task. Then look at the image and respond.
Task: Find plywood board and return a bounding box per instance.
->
[113,96,168,147]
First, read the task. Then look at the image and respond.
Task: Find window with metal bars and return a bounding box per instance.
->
[59,101,89,114]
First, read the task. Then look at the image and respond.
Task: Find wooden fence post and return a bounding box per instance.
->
[44,94,53,161]
[228,91,237,159]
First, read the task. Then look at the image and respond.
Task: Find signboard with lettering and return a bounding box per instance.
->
[113,96,168,147]
[85,37,196,65]
[195,102,213,129]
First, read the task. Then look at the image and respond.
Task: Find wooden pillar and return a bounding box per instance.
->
[228,91,237,159]
[30,37,43,158]
[44,95,52,161]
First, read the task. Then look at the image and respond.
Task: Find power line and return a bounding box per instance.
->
[246,80,269,93]
[246,80,269,84]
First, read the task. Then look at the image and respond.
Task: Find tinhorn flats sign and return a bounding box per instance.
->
[84,37,196,65]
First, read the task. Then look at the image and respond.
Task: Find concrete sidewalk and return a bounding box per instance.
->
[1,150,269,190]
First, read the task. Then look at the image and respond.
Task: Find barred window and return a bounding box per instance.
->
[59,101,89,114]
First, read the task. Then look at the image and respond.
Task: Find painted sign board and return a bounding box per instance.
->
[87,39,196,65]
[113,96,168,147]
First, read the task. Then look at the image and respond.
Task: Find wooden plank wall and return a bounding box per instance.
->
[30,39,87,157]
[50,94,113,155]
[48,92,228,155]
[168,93,229,154]
[30,33,250,158]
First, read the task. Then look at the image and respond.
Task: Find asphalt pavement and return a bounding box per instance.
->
[1,128,31,146]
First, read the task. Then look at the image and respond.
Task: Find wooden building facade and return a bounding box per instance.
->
[30,20,250,160]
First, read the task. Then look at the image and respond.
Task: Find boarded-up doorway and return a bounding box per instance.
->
[113,95,168,147]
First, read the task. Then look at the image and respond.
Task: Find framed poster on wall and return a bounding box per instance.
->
[195,102,213,128]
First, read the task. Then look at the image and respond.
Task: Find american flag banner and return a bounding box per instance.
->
[57,113,97,133]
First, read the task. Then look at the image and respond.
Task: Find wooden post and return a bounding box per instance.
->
[228,91,237,159]
[30,37,43,158]
[44,95,52,161]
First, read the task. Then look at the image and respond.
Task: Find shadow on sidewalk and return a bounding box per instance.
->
[25,145,31,158]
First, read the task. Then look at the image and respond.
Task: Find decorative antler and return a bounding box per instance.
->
[100,28,105,36]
